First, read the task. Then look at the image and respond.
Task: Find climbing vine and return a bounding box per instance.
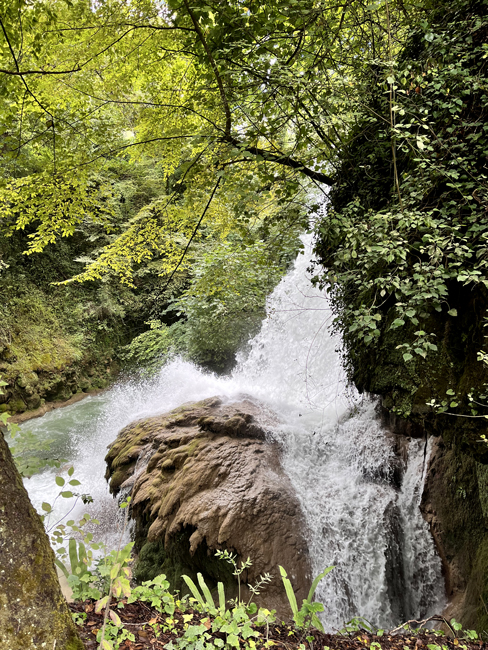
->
[314,0,488,400]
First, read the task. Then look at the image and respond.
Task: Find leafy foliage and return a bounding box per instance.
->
[313,0,488,414]
[171,237,299,368]
[279,565,333,633]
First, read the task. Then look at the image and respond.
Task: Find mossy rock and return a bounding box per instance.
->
[422,440,488,632]
[105,397,312,616]
[8,398,26,413]
[462,536,488,632]
[134,533,237,600]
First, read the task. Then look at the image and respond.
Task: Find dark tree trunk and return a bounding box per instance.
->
[0,430,83,649]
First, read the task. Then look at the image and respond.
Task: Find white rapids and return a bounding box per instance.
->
[23,235,445,629]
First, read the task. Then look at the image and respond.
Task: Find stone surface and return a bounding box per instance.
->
[420,437,488,631]
[105,397,312,616]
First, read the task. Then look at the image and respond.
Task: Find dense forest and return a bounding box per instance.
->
[0,0,487,648]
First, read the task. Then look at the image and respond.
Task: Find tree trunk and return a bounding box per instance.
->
[0,430,83,649]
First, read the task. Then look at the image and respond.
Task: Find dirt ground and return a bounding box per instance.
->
[70,601,487,650]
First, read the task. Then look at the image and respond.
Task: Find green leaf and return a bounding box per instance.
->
[403,353,413,362]
[448,308,458,317]
[69,538,79,573]
[78,542,87,567]
[110,562,121,580]
[391,318,405,329]
[306,566,334,603]
[279,566,298,616]
[55,476,65,487]
[54,558,69,580]
[218,581,226,614]
[197,573,215,611]
[182,575,205,608]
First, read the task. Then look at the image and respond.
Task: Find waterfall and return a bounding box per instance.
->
[23,235,445,629]
[232,236,446,629]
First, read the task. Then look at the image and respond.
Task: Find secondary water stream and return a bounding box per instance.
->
[22,236,445,630]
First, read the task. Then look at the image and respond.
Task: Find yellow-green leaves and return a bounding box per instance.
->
[0,172,114,254]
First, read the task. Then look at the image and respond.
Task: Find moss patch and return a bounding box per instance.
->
[134,531,237,600]
[462,536,488,632]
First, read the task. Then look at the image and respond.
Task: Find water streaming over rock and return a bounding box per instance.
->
[23,236,445,629]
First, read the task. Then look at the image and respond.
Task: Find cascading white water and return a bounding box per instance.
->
[231,238,446,628]
[23,235,445,629]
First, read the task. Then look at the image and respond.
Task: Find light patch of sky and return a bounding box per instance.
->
[90,0,171,21]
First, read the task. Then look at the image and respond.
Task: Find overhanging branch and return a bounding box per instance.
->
[226,137,334,185]
[0,66,81,76]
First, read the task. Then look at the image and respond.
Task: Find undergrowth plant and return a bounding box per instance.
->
[71,550,334,650]
[178,552,274,649]
[279,565,334,634]
[392,617,479,645]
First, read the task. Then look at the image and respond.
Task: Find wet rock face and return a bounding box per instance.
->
[105,397,312,616]
[420,437,488,631]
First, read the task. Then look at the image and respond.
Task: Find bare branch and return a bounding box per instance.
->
[161,176,222,290]
[0,66,81,76]
[226,136,334,185]
[43,22,196,34]
[69,134,207,170]
[181,0,231,136]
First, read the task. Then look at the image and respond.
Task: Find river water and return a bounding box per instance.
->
[22,236,445,630]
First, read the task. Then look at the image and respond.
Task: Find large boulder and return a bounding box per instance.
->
[105,397,312,616]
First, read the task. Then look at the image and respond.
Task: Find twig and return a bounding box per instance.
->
[390,615,454,636]
[182,0,231,136]
[0,17,57,171]
[160,176,222,291]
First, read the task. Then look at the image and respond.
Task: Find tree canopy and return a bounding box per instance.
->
[0,0,416,280]
[1,0,487,393]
